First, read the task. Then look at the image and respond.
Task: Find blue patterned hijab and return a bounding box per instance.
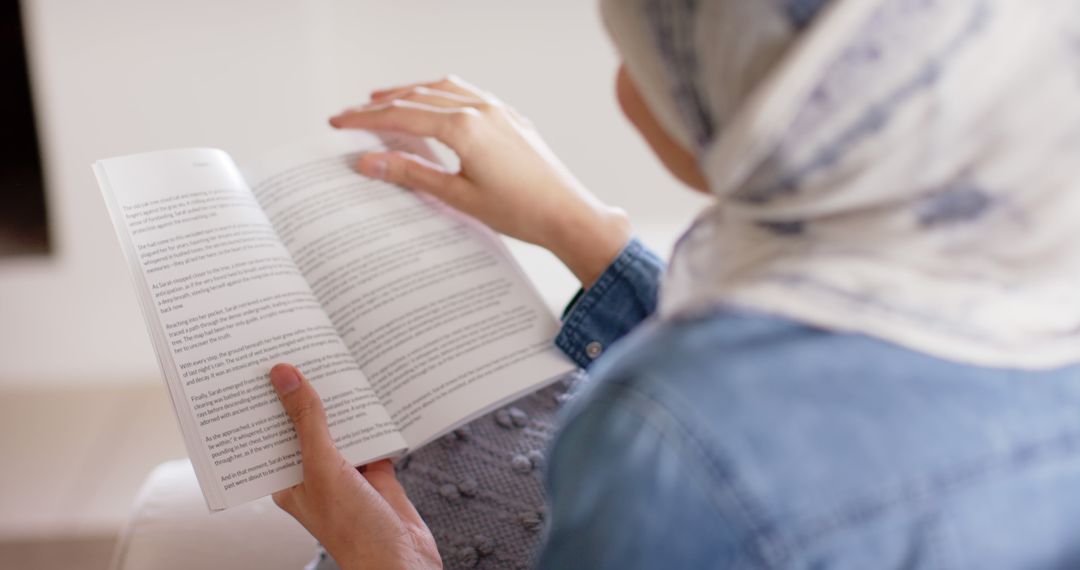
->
[603,0,1080,368]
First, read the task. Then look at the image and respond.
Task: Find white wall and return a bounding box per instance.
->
[0,0,707,387]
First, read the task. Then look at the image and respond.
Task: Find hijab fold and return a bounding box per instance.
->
[603,0,1080,368]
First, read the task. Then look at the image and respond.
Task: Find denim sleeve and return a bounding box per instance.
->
[555,238,665,368]
[535,378,747,570]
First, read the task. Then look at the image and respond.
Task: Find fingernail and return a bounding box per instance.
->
[270,364,301,395]
[328,115,342,128]
[360,157,388,179]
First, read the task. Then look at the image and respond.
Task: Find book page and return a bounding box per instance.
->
[246,131,575,448]
[94,149,407,510]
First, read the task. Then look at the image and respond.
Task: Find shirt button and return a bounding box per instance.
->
[585,341,603,359]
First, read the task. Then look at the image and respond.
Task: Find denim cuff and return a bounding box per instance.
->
[555,237,664,369]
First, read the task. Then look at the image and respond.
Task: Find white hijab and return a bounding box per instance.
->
[602,0,1080,369]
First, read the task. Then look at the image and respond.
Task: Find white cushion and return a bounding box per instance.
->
[112,460,316,570]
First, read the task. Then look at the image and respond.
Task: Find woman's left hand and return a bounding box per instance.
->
[268,363,442,570]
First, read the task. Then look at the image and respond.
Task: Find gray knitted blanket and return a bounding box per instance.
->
[309,373,582,570]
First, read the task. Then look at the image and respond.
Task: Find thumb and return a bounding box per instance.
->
[358,151,475,209]
[270,363,338,470]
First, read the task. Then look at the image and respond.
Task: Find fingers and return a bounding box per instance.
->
[330,100,478,150]
[358,151,476,210]
[377,86,485,109]
[269,364,338,471]
[371,75,487,102]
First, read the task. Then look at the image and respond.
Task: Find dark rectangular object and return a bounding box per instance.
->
[1,0,50,256]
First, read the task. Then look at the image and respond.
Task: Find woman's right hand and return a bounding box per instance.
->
[329,75,631,288]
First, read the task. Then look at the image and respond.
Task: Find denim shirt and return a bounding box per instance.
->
[537,238,1080,569]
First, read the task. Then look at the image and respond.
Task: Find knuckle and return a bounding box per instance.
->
[287,398,318,427]
[335,457,357,478]
[433,77,454,91]
[400,161,439,191]
[398,160,420,185]
[443,109,478,141]
[441,108,484,151]
[452,107,482,128]
[396,87,424,103]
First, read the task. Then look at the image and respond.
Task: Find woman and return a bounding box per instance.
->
[267,0,1080,567]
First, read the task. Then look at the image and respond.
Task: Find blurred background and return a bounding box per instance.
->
[0,0,706,567]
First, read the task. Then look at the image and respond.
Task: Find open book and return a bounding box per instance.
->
[94,131,575,511]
